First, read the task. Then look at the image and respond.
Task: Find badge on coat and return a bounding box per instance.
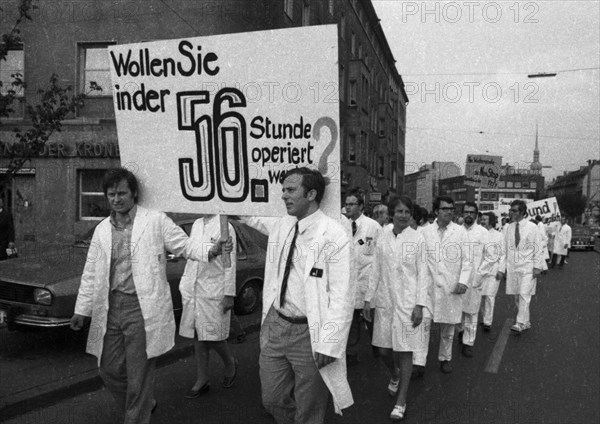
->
[310,267,324,278]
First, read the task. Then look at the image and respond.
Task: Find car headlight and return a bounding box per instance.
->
[33,288,52,306]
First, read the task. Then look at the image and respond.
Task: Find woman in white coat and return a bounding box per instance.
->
[366,196,430,421]
[179,216,238,398]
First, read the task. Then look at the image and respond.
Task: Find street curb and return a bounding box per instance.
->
[0,320,261,421]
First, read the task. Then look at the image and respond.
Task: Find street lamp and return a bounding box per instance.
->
[528,73,557,78]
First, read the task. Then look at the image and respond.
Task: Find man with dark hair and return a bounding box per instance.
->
[0,197,16,261]
[70,167,232,423]
[479,212,503,331]
[344,188,381,366]
[421,196,472,373]
[243,167,354,423]
[457,202,489,358]
[498,200,544,333]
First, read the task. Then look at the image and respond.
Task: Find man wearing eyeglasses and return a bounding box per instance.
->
[457,202,489,358]
[421,196,472,373]
[498,200,544,333]
[344,189,382,366]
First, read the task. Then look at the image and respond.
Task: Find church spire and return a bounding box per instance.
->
[531,122,542,174]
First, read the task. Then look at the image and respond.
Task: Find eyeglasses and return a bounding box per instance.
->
[463,211,478,215]
[438,207,455,211]
[345,203,358,207]
[509,209,520,213]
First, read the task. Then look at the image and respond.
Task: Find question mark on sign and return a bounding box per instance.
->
[313,116,338,185]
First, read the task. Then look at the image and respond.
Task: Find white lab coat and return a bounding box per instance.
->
[366,225,431,351]
[500,219,544,295]
[244,212,354,414]
[461,223,489,314]
[178,217,237,341]
[75,207,209,364]
[421,220,472,324]
[536,222,550,261]
[553,223,572,256]
[350,214,382,308]
[480,228,504,297]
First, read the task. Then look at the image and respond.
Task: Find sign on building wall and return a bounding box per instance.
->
[465,154,502,189]
[109,25,340,217]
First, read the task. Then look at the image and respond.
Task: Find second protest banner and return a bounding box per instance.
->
[109,25,340,217]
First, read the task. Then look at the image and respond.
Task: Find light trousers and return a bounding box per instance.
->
[515,294,532,326]
[438,323,455,362]
[100,292,156,424]
[412,317,431,367]
[457,312,478,346]
[481,295,495,326]
[260,306,329,424]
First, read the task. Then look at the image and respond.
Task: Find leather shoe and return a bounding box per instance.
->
[462,345,473,358]
[457,331,464,345]
[185,382,210,399]
[440,360,453,374]
[223,359,239,388]
[483,324,491,332]
[151,400,158,414]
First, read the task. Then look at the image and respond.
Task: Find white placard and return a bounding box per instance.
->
[109,25,340,217]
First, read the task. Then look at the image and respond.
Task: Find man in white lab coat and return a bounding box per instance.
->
[457,202,489,358]
[550,216,572,269]
[498,200,544,333]
[243,168,354,424]
[70,168,231,424]
[479,212,504,331]
[344,189,382,366]
[421,196,472,374]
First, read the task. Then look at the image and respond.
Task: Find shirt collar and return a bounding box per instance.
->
[297,209,324,234]
[110,204,137,229]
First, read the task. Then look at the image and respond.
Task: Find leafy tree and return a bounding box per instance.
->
[557,192,587,220]
[0,0,100,185]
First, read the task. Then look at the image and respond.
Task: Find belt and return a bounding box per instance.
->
[277,311,308,324]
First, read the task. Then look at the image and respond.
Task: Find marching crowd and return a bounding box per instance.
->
[69,167,572,424]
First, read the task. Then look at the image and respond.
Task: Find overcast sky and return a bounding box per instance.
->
[371,0,600,181]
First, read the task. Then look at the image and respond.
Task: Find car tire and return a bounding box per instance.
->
[235,280,262,315]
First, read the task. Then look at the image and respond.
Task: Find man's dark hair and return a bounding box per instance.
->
[346,188,364,207]
[102,168,139,203]
[510,199,527,214]
[464,201,479,214]
[484,212,497,228]
[388,195,414,218]
[281,167,326,204]
[412,203,424,223]
[433,196,454,212]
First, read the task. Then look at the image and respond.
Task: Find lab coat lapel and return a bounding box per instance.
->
[131,206,149,246]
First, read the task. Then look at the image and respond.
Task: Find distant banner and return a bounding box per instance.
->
[493,197,561,223]
[465,154,502,189]
[109,25,340,217]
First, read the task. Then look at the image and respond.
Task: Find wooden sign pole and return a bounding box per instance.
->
[219,215,231,268]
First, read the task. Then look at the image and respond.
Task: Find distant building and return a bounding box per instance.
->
[547,160,600,224]
[403,161,460,211]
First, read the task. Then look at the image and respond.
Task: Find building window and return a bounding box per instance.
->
[515,182,522,188]
[482,193,489,200]
[79,170,109,220]
[498,181,505,188]
[391,161,397,189]
[284,0,294,20]
[531,181,537,188]
[0,47,24,96]
[302,2,310,26]
[349,80,357,106]
[507,181,514,188]
[378,157,384,177]
[79,43,114,97]
[340,15,346,39]
[351,32,356,57]
[349,134,356,162]
[329,0,334,15]
[358,43,363,60]
[340,65,345,101]
[379,117,385,137]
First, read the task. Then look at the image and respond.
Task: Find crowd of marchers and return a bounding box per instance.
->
[67,167,573,424]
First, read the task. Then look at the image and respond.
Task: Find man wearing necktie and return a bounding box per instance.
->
[242,168,354,423]
[498,200,544,333]
[344,189,382,366]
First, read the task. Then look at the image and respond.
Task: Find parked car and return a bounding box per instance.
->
[0,216,267,330]
[570,225,599,251]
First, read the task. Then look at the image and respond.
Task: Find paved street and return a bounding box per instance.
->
[1,251,598,424]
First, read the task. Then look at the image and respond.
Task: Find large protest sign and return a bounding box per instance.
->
[465,154,502,189]
[108,25,340,217]
[491,197,561,225]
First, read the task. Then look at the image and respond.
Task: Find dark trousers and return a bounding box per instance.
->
[550,253,567,268]
[347,309,374,358]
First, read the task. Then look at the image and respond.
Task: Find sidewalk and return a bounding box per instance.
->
[0,316,261,421]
